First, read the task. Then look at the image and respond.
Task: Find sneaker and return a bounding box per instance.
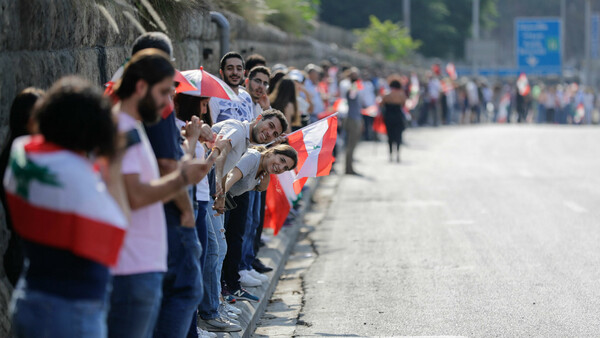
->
[219,310,240,326]
[196,327,217,338]
[221,288,237,304]
[218,302,239,319]
[223,302,242,315]
[239,271,262,287]
[232,288,259,302]
[247,269,269,282]
[199,316,241,332]
[224,294,236,304]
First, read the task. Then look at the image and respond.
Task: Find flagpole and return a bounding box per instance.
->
[265,112,339,147]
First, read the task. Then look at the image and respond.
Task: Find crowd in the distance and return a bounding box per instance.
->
[1,30,413,338]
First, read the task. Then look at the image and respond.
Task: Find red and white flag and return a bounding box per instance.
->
[3,136,127,266]
[446,62,457,80]
[264,174,292,235]
[517,73,531,96]
[575,103,585,124]
[287,114,338,194]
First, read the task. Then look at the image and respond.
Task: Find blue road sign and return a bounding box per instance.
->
[515,18,562,75]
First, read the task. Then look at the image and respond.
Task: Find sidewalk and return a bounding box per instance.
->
[215,177,321,338]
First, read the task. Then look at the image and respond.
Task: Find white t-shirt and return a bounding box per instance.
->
[112,113,167,275]
[209,87,254,123]
[211,119,251,179]
[229,149,261,197]
[252,102,263,119]
[175,118,210,202]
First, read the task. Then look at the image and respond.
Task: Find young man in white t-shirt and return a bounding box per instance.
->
[209,52,254,123]
[107,48,214,338]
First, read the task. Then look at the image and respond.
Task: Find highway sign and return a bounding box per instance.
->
[515,18,562,75]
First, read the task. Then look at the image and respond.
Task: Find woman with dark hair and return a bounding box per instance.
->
[381,78,407,163]
[217,144,297,300]
[269,78,298,133]
[0,87,44,287]
[5,76,127,337]
[268,70,286,95]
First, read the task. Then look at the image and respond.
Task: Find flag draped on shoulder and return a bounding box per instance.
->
[287,114,338,194]
[3,136,127,266]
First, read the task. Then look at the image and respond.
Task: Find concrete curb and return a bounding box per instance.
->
[219,177,321,338]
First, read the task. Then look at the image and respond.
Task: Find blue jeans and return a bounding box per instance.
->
[153,225,203,338]
[206,196,226,300]
[197,201,221,320]
[108,272,164,338]
[195,201,209,270]
[240,191,261,271]
[12,282,108,338]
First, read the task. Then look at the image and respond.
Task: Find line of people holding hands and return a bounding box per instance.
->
[2,32,300,337]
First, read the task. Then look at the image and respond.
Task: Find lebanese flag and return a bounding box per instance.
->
[264,174,292,235]
[497,93,511,123]
[517,73,531,96]
[361,105,379,117]
[287,114,338,194]
[3,136,127,266]
[574,103,585,124]
[373,112,387,134]
[446,62,457,80]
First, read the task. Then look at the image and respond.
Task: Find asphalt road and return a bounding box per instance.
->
[294,125,600,337]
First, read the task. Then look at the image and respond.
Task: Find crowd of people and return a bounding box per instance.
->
[0,30,415,338]
[410,67,600,126]
[4,26,597,338]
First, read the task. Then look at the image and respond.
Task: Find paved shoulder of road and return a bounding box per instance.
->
[288,125,600,337]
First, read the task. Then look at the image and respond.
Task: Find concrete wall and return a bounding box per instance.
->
[0,1,396,335]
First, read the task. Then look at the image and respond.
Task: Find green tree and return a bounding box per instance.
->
[319,0,498,59]
[264,0,320,34]
[353,15,421,62]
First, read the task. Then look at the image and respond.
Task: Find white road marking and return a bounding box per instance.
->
[563,201,588,213]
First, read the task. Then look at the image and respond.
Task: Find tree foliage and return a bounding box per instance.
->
[319,0,498,59]
[264,0,320,35]
[217,0,320,35]
[353,16,421,62]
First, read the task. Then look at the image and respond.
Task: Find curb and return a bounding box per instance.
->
[219,177,321,338]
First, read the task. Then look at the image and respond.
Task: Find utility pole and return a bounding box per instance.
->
[560,0,566,79]
[472,0,480,76]
[403,0,411,36]
[585,0,591,85]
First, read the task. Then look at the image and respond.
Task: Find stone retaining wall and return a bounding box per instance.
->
[0,1,398,335]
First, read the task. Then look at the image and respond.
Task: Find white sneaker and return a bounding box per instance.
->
[199,316,241,332]
[221,312,240,326]
[218,302,238,319]
[223,302,242,315]
[197,327,217,338]
[239,270,262,287]
[246,269,269,282]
